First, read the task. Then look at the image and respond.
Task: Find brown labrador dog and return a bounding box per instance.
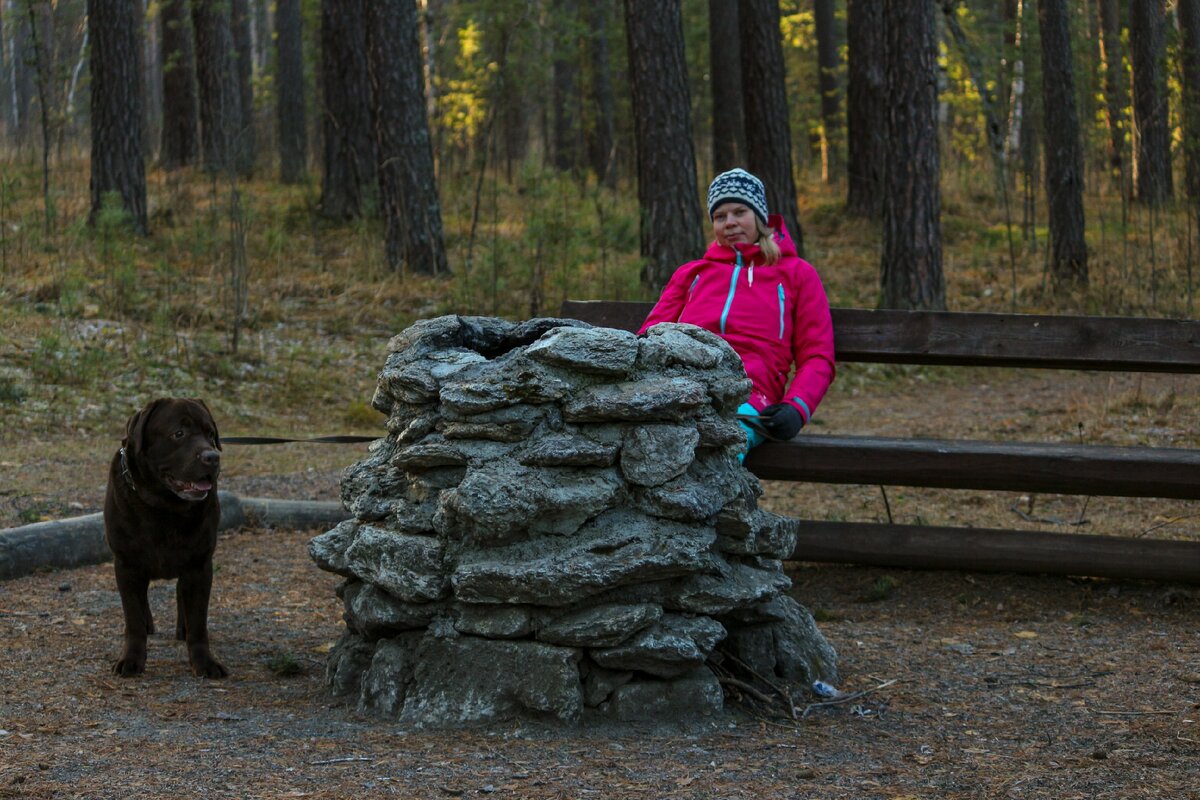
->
[104,397,227,678]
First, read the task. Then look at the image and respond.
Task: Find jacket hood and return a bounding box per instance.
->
[703,213,798,263]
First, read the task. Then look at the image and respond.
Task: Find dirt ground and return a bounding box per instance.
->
[1,367,1198,798]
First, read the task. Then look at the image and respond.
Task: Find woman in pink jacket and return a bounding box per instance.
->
[638,168,835,456]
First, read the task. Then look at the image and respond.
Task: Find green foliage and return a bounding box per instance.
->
[859,575,900,604]
[0,373,27,405]
[266,652,306,678]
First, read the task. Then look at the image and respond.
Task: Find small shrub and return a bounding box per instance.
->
[266,653,306,677]
[858,575,900,603]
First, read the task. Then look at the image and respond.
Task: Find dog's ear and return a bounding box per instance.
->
[123,398,167,455]
[191,398,221,450]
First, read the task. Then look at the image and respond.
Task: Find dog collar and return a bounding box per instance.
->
[119,447,138,493]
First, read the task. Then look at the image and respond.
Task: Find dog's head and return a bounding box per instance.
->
[122,398,222,501]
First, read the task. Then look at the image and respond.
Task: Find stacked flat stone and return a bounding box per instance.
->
[309,315,838,727]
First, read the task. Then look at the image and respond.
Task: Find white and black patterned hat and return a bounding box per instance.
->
[706,168,768,226]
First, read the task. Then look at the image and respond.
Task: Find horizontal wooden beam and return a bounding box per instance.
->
[745,434,1200,499]
[559,301,1200,373]
[789,520,1200,583]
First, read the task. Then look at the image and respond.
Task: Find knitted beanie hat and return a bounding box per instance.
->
[706,168,769,226]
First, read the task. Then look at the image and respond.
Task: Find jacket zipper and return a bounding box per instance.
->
[719,250,742,335]
[777,283,786,339]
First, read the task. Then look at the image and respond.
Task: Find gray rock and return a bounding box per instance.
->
[359,635,421,717]
[580,660,634,708]
[590,614,726,678]
[314,314,840,727]
[721,596,839,685]
[439,355,572,416]
[620,425,700,487]
[693,408,750,449]
[326,632,376,698]
[340,442,406,522]
[601,667,724,721]
[394,413,438,443]
[454,604,534,639]
[343,581,442,638]
[716,507,800,559]
[636,325,726,370]
[388,494,440,536]
[518,433,619,468]
[377,359,440,404]
[392,440,469,471]
[636,454,744,522]
[537,603,663,648]
[436,464,623,546]
[399,636,583,726]
[668,561,792,616]
[525,326,639,377]
[343,525,448,603]
[563,377,709,423]
[452,511,716,606]
[309,519,358,577]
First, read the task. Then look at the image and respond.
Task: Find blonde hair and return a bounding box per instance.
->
[755,218,781,266]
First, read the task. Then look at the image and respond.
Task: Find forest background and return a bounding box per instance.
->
[0,0,1198,526]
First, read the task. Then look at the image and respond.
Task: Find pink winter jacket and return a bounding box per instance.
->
[637,216,835,423]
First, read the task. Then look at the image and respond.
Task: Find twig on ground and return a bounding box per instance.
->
[309,756,374,765]
[799,679,899,719]
[718,650,797,719]
[1089,708,1181,717]
[1009,500,1089,526]
[717,675,776,707]
[1138,514,1198,538]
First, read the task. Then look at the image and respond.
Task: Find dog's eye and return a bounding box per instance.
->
[172,430,186,439]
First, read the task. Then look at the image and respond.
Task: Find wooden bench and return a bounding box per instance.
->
[561,301,1200,584]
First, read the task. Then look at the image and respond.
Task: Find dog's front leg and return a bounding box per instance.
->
[177,561,228,678]
[113,561,151,676]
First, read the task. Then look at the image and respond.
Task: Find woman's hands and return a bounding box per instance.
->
[758,403,804,440]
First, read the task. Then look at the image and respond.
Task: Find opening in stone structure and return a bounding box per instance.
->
[310,315,838,727]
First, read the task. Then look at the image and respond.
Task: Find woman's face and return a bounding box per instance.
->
[712,202,757,247]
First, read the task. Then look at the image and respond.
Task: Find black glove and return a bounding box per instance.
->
[758,403,804,440]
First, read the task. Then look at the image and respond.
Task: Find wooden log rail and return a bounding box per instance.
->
[560,300,1200,583]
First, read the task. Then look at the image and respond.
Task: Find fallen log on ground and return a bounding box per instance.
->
[0,493,349,581]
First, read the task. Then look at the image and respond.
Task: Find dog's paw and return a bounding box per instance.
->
[113,655,146,677]
[191,655,229,679]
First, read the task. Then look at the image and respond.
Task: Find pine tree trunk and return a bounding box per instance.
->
[88,0,147,233]
[319,0,374,219]
[1038,0,1088,286]
[845,0,885,218]
[12,10,33,149]
[159,0,198,170]
[814,0,841,183]
[1096,0,1127,179]
[586,1,615,187]
[275,0,306,183]
[1180,0,1200,201]
[231,0,256,175]
[739,0,803,252]
[551,0,579,173]
[1129,0,1172,205]
[708,0,745,173]
[623,0,703,290]
[0,1,7,135]
[880,0,944,310]
[192,0,242,175]
[366,0,447,276]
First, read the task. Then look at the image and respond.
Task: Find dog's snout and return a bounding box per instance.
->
[199,449,221,468]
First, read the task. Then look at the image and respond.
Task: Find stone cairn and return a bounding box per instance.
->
[309,315,838,727]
